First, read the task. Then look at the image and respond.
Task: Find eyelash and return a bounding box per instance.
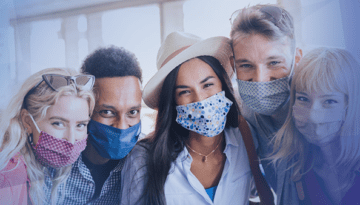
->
[129,110,139,116]
[77,123,88,128]
[99,110,116,118]
[51,121,64,127]
[325,99,338,104]
[269,61,281,66]
[239,64,252,69]
[296,96,309,102]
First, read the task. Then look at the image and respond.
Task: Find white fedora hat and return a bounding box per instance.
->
[143,31,233,109]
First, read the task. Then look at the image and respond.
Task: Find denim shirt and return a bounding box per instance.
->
[121,126,252,205]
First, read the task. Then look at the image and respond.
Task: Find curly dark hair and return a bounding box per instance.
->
[81,46,142,83]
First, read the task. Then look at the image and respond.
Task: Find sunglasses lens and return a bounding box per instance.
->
[230,9,241,25]
[44,75,68,90]
[76,75,94,90]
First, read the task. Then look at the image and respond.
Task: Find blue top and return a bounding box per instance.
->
[120,126,253,205]
[205,186,217,201]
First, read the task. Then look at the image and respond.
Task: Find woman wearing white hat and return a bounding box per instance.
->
[120,32,271,205]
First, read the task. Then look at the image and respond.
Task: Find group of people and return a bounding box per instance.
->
[0,3,359,205]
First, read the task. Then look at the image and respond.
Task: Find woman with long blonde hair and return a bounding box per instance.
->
[0,67,95,204]
[271,47,360,204]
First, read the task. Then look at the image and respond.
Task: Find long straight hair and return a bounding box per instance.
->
[271,48,360,187]
[142,56,239,205]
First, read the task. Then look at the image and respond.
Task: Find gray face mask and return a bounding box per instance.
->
[236,76,290,115]
[235,51,295,116]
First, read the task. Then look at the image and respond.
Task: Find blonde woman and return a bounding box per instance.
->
[271,48,360,204]
[0,68,95,204]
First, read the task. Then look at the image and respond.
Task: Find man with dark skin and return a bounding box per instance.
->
[46,46,143,204]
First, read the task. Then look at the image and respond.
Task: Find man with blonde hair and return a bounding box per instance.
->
[229,4,302,193]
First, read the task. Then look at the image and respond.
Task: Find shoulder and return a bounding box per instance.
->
[239,102,257,127]
[225,121,258,146]
[121,141,149,205]
[1,152,28,188]
[122,140,150,175]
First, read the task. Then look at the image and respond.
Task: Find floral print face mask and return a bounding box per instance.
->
[175,91,233,137]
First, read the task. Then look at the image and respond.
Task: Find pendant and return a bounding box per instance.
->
[203,156,207,162]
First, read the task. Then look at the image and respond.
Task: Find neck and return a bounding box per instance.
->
[270,99,290,128]
[83,143,110,165]
[186,131,225,156]
[315,138,341,167]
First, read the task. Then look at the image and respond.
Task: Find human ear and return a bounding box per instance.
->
[20,109,33,134]
[230,56,235,71]
[295,48,303,65]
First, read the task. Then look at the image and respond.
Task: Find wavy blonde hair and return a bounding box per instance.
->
[0,67,95,204]
[271,48,360,186]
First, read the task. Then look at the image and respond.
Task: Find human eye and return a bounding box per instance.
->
[178,90,190,96]
[98,110,116,118]
[324,99,338,105]
[269,61,281,66]
[239,64,253,69]
[77,122,88,129]
[204,83,214,88]
[51,121,65,128]
[128,109,140,117]
[296,96,309,102]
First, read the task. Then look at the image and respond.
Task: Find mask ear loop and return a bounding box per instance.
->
[28,114,41,134]
[288,47,297,78]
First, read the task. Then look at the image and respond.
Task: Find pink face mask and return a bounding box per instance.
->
[29,115,87,168]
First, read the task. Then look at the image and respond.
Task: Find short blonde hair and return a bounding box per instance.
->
[271,47,360,184]
[230,4,295,51]
[0,67,95,204]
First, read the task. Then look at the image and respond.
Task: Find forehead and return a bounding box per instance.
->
[45,95,89,119]
[176,58,219,84]
[95,76,142,106]
[233,34,292,61]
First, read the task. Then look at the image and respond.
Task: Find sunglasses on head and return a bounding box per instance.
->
[23,74,95,108]
[229,5,284,27]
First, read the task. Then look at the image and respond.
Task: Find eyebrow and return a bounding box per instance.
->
[175,76,215,90]
[200,76,215,84]
[235,59,251,64]
[49,117,90,123]
[99,104,116,110]
[267,56,284,60]
[319,94,341,98]
[49,117,69,123]
[296,92,308,96]
[130,105,142,110]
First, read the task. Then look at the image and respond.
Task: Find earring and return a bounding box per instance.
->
[27,133,34,145]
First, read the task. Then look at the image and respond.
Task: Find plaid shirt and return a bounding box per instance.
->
[45,153,125,205]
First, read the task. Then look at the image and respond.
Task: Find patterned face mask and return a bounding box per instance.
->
[28,115,87,168]
[235,50,295,116]
[175,91,233,137]
[237,76,290,116]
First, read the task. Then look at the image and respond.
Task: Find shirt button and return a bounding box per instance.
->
[89,183,94,188]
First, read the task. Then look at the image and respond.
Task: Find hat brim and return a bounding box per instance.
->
[143,36,233,109]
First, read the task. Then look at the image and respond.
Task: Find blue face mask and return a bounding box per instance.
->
[87,119,141,160]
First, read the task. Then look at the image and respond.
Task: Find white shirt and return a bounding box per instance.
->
[164,126,251,205]
[120,126,252,205]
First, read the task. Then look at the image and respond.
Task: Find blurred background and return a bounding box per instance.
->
[0,0,359,134]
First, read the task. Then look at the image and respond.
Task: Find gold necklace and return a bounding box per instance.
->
[186,138,222,162]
